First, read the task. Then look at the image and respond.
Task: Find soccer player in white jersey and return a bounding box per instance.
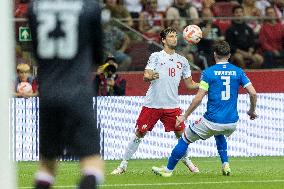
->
[152,40,258,177]
[111,27,200,175]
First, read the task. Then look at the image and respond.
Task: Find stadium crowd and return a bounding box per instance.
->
[14,0,284,96]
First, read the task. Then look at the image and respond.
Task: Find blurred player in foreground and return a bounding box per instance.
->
[111,27,200,175]
[152,40,257,177]
[28,0,104,188]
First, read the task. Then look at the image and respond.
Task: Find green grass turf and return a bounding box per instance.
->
[17,156,284,189]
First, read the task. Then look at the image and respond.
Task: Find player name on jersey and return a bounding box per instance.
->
[214,71,237,76]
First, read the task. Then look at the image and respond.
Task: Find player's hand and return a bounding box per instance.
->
[176,115,186,128]
[151,72,159,80]
[247,110,257,120]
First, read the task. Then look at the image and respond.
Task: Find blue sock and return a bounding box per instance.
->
[167,138,189,170]
[214,135,228,164]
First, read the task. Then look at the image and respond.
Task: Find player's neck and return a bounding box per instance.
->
[163,46,175,55]
[216,59,229,64]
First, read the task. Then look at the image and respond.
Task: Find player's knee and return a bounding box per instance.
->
[135,129,146,138]
[174,130,183,139]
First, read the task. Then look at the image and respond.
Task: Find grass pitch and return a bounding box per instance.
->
[17,156,284,189]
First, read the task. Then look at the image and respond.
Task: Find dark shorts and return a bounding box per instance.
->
[136,106,185,133]
[39,95,100,159]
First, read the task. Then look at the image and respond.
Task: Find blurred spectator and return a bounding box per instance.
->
[139,0,164,42]
[259,6,284,68]
[225,5,263,69]
[123,0,143,19]
[212,1,239,34]
[166,0,200,29]
[242,0,262,33]
[198,8,225,67]
[203,0,216,10]
[14,0,30,18]
[122,0,143,29]
[256,0,272,15]
[242,0,261,16]
[95,56,126,96]
[104,0,133,27]
[156,0,174,12]
[103,22,132,71]
[14,63,38,98]
[273,0,284,24]
[191,0,205,12]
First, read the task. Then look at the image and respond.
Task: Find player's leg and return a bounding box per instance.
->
[111,107,161,174]
[214,135,228,164]
[34,159,57,189]
[79,155,104,189]
[175,130,199,173]
[35,102,59,189]
[152,117,211,177]
[152,129,200,177]
[72,98,105,189]
[214,134,231,175]
[152,137,189,177]
[111,129,146,175]
[161,108,199,173]
[212,123,237,176]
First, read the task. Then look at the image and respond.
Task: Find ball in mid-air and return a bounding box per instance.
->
[183,25,202,44]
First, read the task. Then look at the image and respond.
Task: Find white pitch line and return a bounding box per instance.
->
[18,179,284,188]
[105,158,284,164]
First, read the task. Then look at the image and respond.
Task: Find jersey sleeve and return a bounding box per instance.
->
[199,70,209,91]
[182,59,191,79]
[145,53,158,71]
[240,70,251,88]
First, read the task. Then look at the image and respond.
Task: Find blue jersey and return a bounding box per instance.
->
[200,62,251,124]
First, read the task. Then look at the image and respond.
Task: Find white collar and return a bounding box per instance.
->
[216,61,229,64]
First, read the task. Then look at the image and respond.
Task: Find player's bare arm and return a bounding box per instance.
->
[244,84,257,120]
[143,69,159,82]
[184,76,199,90]
[176,88,207,127]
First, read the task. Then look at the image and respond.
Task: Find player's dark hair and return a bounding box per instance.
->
[232,5,243,14]
[213,41,231,58]
[160,27,176,46]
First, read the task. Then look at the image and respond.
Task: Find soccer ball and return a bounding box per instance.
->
[183,25,202,44]
[17,82,32,94]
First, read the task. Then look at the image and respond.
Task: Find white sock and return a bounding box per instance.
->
[82,168,104,185]
[123,134,142,161]
[222,162,229,166]
[35,171,54,184]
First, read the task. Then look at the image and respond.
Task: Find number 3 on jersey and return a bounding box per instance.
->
[221,76,230,100]
[37,12,79,59]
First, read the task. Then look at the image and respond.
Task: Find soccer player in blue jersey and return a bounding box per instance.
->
[152,40,257,177]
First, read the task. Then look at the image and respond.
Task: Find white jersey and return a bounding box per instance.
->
[144,50,191,109]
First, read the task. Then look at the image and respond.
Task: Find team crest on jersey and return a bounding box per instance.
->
[142,124,148,130]
[176,62,182,69]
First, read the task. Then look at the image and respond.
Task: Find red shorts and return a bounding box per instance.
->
[136,106,185,133]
